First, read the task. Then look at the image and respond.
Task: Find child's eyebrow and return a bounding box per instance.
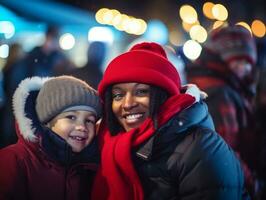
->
[86,113,97,119]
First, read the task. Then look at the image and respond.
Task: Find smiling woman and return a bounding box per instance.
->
[91,42,248,200]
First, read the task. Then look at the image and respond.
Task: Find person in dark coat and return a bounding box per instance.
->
[0,76,102,200]
[0,43,25,147]
[69,41,106,89]
[186,25,258,196]
[0,27,73,148]
[91,42,248,200]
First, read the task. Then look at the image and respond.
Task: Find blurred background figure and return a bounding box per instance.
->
[1,43,25,98]
[20,25,73,77]
[68,41,107,89]
[0,43,25,148]
[254,38,266,200]
[186,25,259,197]
[164,46,187,85]
[0,25,72,148]
[0,71,4,108]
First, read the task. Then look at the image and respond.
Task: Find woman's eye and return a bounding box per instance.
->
[136,89,149,96]
[112,93,123,101]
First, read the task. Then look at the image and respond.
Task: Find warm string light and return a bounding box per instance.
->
[95,8,147,35]
[177,2,265,60]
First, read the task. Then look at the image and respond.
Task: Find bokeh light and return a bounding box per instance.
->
[59,33,75,50]
[251,20,266,38]
[183,40,202,60]
[179,5,198,24]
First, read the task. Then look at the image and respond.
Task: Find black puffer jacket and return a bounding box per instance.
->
[133,101,248,200]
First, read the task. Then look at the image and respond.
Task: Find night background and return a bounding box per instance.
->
[0,1,266,199]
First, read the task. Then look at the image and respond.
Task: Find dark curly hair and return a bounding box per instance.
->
[104,85,168,135]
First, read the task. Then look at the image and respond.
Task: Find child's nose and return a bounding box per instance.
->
[75,122,87,132]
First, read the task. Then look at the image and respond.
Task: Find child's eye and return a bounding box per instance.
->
[65,115,76,120]
[86,119,96,125]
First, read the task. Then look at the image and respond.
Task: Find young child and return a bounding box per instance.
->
[0,75,102,200]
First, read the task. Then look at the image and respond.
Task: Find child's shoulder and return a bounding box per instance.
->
[0,142,29,163]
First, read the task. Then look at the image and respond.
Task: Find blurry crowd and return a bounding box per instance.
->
[0,24,266,199]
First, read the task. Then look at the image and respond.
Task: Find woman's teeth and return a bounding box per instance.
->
[125,114,143,122]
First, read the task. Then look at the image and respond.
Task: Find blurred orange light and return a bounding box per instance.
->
[251,20,265,38]
[182,21,200,32]
[203,2,215,19]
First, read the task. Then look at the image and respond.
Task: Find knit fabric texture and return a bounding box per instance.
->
[205,25,257,65]
[36,75,101,123]
[98,42,181,99]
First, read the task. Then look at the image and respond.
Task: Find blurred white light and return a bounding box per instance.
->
[212,4,228,21]
[125,18,142,34]
[179,5,198,24]
[59,33,75,50]
[189,25,208,43]
[0,44,9,58]
[88,27,114,44]
[183,40,202,60]
[144,20,168,44]
[0,21,15,39]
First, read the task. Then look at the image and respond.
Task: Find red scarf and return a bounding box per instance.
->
[91,94,195,200]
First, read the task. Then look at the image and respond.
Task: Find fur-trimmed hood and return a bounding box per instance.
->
[13,77,51,142]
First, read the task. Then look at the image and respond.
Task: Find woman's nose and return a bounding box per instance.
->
[122,93,137,110]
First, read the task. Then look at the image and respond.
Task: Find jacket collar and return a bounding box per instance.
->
[39,126,99,166]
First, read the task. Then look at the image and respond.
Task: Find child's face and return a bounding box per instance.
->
[47,110,96,153]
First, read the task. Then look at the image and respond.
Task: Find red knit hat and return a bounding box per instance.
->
[205,25,257,65]
[98,42,181,99]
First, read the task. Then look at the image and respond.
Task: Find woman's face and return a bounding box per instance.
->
[111,83,150,132]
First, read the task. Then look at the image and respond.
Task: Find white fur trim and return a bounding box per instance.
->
[12,77,51,142]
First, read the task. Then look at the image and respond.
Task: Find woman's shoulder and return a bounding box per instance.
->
[177,126,231,158]
[167,124,242,174]
[175,126,244,194]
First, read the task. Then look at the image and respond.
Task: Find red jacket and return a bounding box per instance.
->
[0,77,98,200]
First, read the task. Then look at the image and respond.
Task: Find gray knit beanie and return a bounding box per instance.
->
[36,76,102,123]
